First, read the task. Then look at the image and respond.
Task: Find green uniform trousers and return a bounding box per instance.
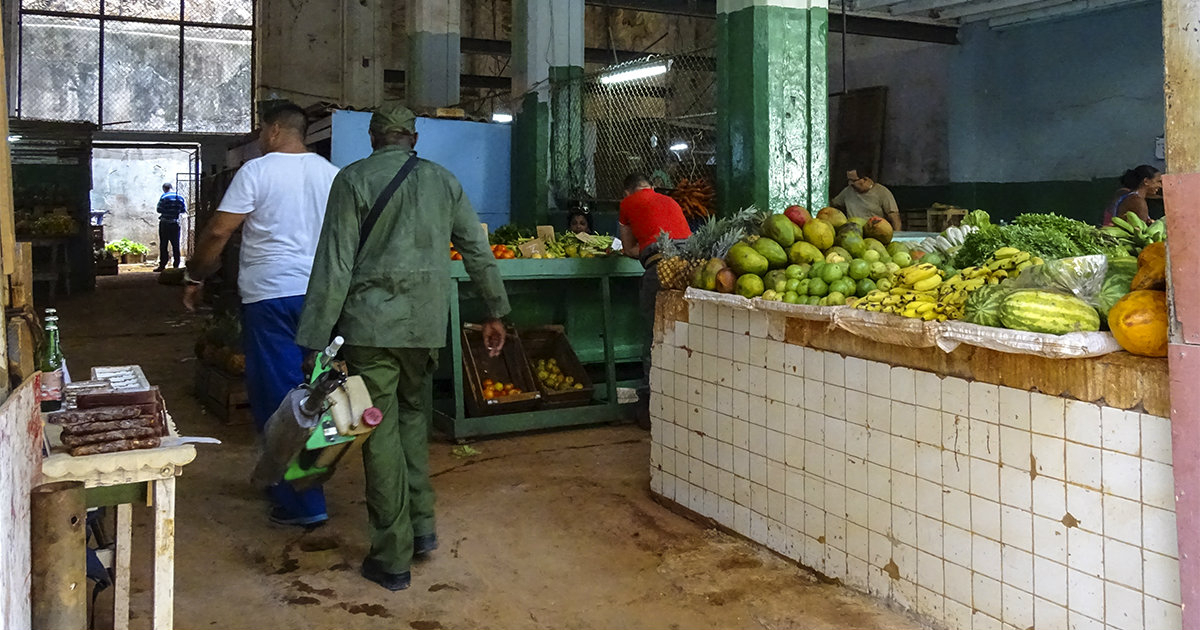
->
[343,345,438,574]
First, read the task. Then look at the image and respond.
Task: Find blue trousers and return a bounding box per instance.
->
[242,296,327,519]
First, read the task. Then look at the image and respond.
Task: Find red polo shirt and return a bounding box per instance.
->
[618,189,692,250]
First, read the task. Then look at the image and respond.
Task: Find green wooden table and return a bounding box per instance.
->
[435,257,645,440]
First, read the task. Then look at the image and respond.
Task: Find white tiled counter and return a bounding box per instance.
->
[649,293,1181,630]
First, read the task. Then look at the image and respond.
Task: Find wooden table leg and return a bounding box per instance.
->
[152,477,176,630]
[114,502,132,630]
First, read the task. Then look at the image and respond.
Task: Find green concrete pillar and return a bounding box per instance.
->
[408,0,461,108]
[511,0,584,226]
[717,0,829,216]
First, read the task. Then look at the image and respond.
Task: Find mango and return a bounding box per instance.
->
[727,243,769,276]
[761,214,796,248]
[802,218,835,250]
[752,237,789,270]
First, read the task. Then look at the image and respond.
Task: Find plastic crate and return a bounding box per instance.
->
[521,326,595,410]
[462,326,541,417]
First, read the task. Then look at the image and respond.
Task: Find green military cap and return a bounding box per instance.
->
[370,103,417,134]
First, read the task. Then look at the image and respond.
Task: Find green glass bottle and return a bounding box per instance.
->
[39,312,64,411]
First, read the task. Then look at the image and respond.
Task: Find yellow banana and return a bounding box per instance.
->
[912,276,942,292]
[992,247,1021,259]
[911,263,941,282]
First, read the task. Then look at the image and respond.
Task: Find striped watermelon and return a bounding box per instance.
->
[999,290,1100,335]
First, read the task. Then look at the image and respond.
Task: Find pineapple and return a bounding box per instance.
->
[655,230,694,290]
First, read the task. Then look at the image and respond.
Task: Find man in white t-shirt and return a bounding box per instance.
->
[183,103,340,527]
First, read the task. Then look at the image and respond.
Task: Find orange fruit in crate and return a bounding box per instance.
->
[483,378,494,388]
[483,389,496,400]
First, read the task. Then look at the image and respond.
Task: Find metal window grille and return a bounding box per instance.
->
[16,0,254,133]
[551,48,717,203]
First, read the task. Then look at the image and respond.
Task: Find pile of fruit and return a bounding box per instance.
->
[678,203,910,305]
[1102,212,1166,254]
[449,243,516,260]
[194,313,246,376]
[480,378,523,400]
[534,357,584,392]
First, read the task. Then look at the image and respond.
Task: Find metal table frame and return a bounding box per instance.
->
[435,257,644,440]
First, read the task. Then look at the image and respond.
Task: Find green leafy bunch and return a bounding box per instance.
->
[953,212,1122,268]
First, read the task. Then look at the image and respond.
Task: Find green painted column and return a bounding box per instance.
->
[717,0,829,216]
[511,0,584,226]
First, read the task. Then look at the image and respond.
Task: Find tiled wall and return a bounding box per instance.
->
[649,300,1183,630]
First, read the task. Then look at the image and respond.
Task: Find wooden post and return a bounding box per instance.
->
[30,481,86,630]
[1163,1,1200,627]
[152,477,176,629]
[0,16,16,276]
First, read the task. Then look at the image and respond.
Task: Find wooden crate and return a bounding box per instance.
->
[193,361,251,424]
[521,326,595,410]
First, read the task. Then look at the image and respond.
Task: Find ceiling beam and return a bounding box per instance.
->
[937,0,1064,19]
[585,0,715,18]
[988,0,1150,27]
[585,0,957,43]
[881,0,977,17]
[851,0,901,9]
[831,11,958,42]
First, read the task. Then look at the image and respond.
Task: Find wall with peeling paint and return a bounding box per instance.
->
[828,33,951,188]
[949,3,1165,185]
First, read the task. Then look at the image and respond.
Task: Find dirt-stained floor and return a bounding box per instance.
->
[57,273,927,630]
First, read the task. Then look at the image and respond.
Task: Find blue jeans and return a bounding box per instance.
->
[243,296,327,519]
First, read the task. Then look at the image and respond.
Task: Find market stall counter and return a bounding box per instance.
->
[436,256,646,439]
[39,367,213,630]
[649,289,1180,630]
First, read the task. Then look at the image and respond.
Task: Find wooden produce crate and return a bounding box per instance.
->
[193,361,251,424]
[521,326,595,410]
[462,326,540,417]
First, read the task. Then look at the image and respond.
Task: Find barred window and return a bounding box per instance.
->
[17,0,253,133]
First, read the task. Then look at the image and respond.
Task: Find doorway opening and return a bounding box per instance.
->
[90,143,200,271]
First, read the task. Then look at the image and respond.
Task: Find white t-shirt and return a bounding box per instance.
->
[217,152,340,304]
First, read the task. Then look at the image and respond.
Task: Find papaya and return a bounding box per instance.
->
[1108,290,1169,357]
[1131,241,1167,291]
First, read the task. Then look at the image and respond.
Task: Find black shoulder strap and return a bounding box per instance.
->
[358,153,420,252]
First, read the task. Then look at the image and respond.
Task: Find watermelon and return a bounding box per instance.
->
[963,285,1011,328]
[999,290,1101,335]
[1098,257,1138,321]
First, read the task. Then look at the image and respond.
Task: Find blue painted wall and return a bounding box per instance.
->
[329,110,512,228]
[948,2,1165,184]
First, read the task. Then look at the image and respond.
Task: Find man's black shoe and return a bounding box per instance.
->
[361,559,410,591]
[414,533,438,556]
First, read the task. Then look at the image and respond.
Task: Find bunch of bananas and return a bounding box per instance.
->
[854,263,959,320]
[938,248,1043,302]
[1101,212,1166,253]
[855,287,962,321]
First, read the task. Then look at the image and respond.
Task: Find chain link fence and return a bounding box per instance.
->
[551,48,717,203]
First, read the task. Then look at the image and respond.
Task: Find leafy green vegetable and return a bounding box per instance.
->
[952,212,1122,268]
[105,238,150,256]
[962,210,991,229]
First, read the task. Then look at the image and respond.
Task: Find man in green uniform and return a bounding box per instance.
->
[295,104,510,592]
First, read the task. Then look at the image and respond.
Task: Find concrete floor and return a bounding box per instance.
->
[56,273,927,630]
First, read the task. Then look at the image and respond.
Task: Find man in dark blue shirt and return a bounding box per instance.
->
[155,183,186,271]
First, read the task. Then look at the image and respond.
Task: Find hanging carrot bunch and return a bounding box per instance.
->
[669,178,715,220]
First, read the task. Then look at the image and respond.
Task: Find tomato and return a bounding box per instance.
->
[504,250,517,259]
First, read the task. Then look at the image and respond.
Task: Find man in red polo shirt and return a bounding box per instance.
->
[618,173,692,428]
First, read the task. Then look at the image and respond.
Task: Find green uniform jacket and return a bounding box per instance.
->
[295,145,510,350]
